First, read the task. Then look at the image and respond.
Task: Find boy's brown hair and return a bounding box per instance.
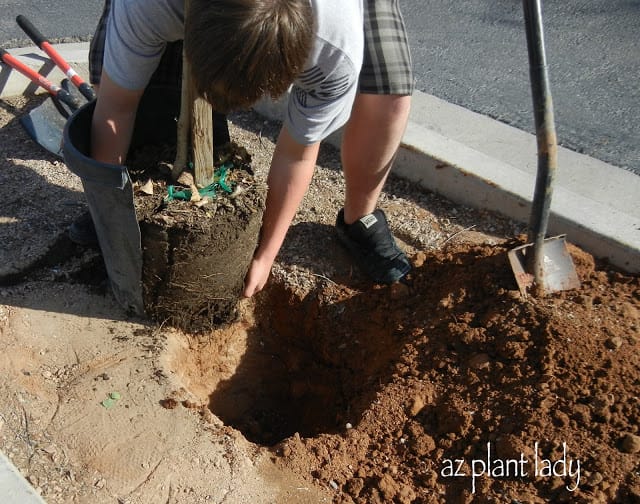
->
[185,0,314,112]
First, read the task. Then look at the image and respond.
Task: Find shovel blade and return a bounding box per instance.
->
[508,234,580,296]
[20,97,66,158]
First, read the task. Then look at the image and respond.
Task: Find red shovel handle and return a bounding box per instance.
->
[16,15,96,102]
[0,48,82,111]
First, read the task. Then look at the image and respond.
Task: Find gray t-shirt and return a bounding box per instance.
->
[103,0,363,145]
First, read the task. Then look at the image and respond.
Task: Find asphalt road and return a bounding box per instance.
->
[1,0,638,175]
[402,0,639,174]
[0,1,102,46]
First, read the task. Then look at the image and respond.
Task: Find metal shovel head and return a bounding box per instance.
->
[20,81,84,158]
[508,234,580,295]
[19,96,66,158]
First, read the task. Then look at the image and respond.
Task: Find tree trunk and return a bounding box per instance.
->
[173,0,215,188]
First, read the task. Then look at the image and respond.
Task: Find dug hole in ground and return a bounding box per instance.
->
[0,95,639,504]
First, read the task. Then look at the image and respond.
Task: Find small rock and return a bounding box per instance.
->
[620,433,640,453]
[505,289,522,300]
[439,295,453,309]
[408,395,425,417]
[377,473,399,501]
[194,197,211,208]
[468,353,491,370]
[591,395,612,422]
[586,471,604,487]
[605,337,623,350]
[138,179,154,195]
[200,408,222,426]
[181,399,200,409]
[412,251,427,268]
[410,433,436,456]
[345,477,364,498]
[160,398,178,409]
[177,171,195,186]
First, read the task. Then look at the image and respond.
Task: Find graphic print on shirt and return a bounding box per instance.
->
[286,39,361,145]
[294,66,352,107]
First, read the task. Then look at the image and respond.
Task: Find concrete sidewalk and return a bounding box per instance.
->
[2,43,639,273]
[1,452,47,504]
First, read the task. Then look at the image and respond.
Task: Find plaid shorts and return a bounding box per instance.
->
[360,0,414,95]
[87,0,109,85]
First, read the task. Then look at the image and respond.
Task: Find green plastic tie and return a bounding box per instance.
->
[167,185,192,201]
[165,163,235,202]
[217,163,233,193]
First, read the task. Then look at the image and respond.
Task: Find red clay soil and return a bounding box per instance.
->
[248,241,640,503]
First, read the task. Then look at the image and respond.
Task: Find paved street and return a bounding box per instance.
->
[0,0,101,45]
[402,0,640,174]
[1,0,638,175]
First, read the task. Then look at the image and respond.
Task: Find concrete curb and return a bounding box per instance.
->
[2,43,638,273]
[0,451,47,504]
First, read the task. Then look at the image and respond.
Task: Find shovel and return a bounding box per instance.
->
[0,47,84,157]
[18,90,71,158]
[11,15,94,157]
[507,0,580,296]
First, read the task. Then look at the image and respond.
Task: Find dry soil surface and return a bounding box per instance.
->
[0,95,638,504]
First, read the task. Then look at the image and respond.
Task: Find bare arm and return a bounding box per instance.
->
[243,126,320,297]
[91,71,144,164]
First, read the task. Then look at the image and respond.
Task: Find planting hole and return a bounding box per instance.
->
[164,281,401,446]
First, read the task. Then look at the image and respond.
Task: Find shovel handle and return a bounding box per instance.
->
[16,15,96,102]
[0,48,82,111]
[523,0,558,288]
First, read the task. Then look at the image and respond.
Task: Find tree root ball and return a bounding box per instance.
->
[130,144,266,332]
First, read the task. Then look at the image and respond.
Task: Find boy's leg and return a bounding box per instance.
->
[341,94,411,225]
[342,0,413,224]
[337,0,414,283]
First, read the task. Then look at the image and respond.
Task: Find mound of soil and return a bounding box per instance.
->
[165,240,639,503]
[127,143,266,332]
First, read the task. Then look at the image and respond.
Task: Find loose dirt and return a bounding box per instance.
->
[0,95,638,504]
